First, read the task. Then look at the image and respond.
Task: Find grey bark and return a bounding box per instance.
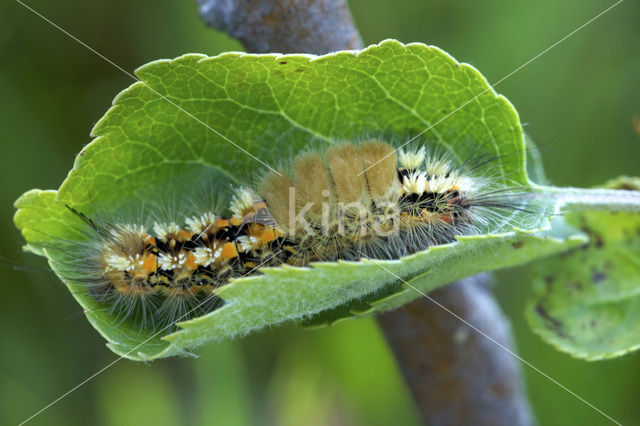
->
[196,2,534,425]
[196,0,363,54]
[379,275,535,426]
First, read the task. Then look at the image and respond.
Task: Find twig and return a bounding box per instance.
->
[379,275,534,426]
[196,0,362,54]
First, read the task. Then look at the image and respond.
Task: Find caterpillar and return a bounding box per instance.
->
[55,138,526,330]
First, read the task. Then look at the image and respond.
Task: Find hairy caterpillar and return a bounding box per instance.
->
[51,138,526,330]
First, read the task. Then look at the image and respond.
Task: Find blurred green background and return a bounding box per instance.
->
[1,1,639,425]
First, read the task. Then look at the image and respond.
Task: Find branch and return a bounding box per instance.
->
[196,0,363,54]
[379,275,534,426]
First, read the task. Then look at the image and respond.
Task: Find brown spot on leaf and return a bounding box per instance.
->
[614,182,639,190]
[512,241,524,249]
[535,304,568,338]
[594,236,604,248]
[592,271,607,283]
[581,226,604,248]
[565,280,583,291]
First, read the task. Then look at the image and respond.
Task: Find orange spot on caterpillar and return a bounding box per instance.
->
[142,254,157,273]
[220,242,238,260]
[215,218,230,228]
[440,215,452,223]
[252,201,268,210]
[185,253,197,270]
[177,230,194,241]
[260,228,278,244]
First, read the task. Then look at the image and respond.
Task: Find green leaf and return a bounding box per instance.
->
[527,177,640,360]
[14,40,574,360]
